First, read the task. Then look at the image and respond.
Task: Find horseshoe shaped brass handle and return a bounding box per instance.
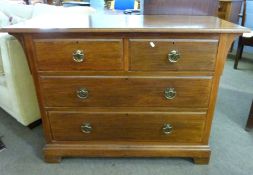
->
[162,123,173,135]
[73,49,85,63]
[168,50,180,63]
[77,88,89,99]
[164,88,176,100]
[81,123,92,133]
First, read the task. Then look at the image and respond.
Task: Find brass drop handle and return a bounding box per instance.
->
[168,50,180,63]
[81,123,92,133]
[162,123,173,135]
[77,88,89,99]
[73,49,85,62]
[164,88,176,100]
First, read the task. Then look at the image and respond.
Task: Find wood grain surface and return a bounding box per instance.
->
[40,76,212,108]
[49,111,206,143]
[130,39,218,71]
[0,15,249,34]
[34,39,123,71]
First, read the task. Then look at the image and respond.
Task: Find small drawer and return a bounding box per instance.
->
[129,39,218,71]
[34,39,123,71]
[40,77,212,108]
[49,111,206,143]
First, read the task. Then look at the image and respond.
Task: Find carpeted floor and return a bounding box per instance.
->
[0,55,253,175]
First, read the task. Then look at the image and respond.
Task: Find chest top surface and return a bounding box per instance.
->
[0,14,249,34]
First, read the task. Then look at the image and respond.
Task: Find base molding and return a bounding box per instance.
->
[43,142,211,164]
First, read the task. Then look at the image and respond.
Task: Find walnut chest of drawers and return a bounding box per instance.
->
[1,15,248,164]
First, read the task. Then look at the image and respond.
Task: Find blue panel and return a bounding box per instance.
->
[245,0,253,53]
[114,0,135,10]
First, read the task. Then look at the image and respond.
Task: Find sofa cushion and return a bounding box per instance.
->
[0,0,34,19]
[0,75,6,87]
[0,47,6,85]
[32,3,96,17]
[0,11,26,27]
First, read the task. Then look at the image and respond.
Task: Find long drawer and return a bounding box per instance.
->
[129,39,218,71]
[40,77,212,108]
[34,39,123,71]
[49,111,206,143]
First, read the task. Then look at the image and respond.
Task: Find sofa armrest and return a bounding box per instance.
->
[0,33,40,125]
[0,33,15,76]
[0,46,4,76]
[32,3,96,17]
[0,0,34,19]
[0,33,13,76]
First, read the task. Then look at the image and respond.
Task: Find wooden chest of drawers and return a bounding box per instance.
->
[1,15,248,164]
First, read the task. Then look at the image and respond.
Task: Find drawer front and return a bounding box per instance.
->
[130,39,218,71]
[40,77,212,108]
[49,112,206,143]
[34,39,123,71]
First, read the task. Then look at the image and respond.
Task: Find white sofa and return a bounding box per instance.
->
[0,1,95,126]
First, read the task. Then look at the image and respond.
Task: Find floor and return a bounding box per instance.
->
[0,55,253,175]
